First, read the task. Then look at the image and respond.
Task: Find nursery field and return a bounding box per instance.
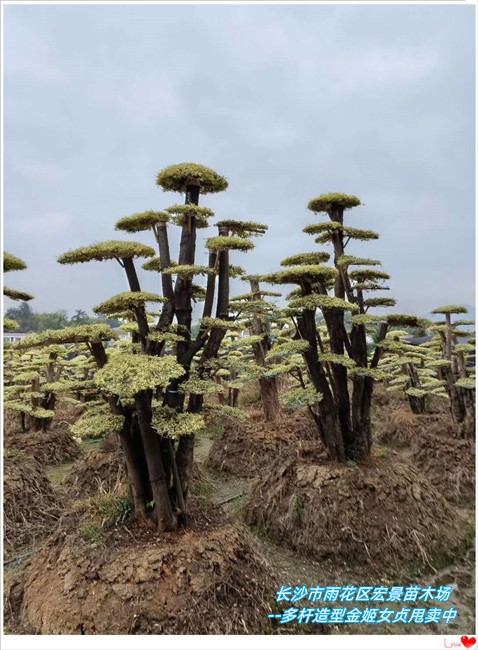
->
[2,164,476,636]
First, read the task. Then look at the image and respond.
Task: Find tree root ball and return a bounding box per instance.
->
[206,410,319,478]
[411,432,475,505]
[7,504,279,635]
[244,457,471,572]
[4,452,61,557]
[61,437,124,498]
[5,428,82,466]
[375,408,455,447]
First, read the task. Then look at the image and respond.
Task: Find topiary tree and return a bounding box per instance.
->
[55,163,260,531]
[229,275,286,420]
[430,305,475,437]
[377,329,449,413]
[8,326,117,432]
[3,252,33,331]
[263,193,424,461]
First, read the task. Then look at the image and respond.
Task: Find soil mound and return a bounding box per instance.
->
[7,499,279,635]
[375,407,454,447]
[5,428,82,466]
[61,437,124,498]
[411,432,475,505]
[244,456,470,573]
[4,452,61,557]
[206,409,320,478]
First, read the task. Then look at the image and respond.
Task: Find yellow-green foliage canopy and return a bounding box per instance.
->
[115,211,170,233]
[71,412,125,439]
[142,257,178,272]
[58,241,155,265]
[303,221,343,235]
[201,316,244,331]
[229,265,246,278]
[455,377,476,390]
[4,252,27,273]
[166,204,214,228]
[349,269,390,282]
[307,193,361,213]
[166,204,215,218]
[315,227,379,245]
[338,256,381,267]
[431,305,468,315]
[265,265,338,285]
[215,220,268,236]
[386,314,431,328]
[156,163,228,194]
[162,264,215,278]
[364,297,396,308]
[206,236,254,252]
[93,291,165,315]
[151,406,205,438]
[4,288,34,301]
[290,294,359,312]
[281,252,330,266]
[4,318,19,331]
[16,324,118,348]
[95,353,185,398]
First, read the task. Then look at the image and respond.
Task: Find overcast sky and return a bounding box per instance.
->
[3,3,476,319]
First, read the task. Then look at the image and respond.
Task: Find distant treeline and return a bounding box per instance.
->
[4,302,120,332]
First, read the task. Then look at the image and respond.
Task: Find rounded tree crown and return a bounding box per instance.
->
[431,305,468,315]
[4,252,27,273]
[115,211,170,233]
[93,291,165,315]
[281,252,330,266]
[307,193,361,213]
[16,324,118,348]
[215,220,268,237]
[206,236,254,252]
[156,163,228,194]
[58,241,156,265]
[265,265,338,285]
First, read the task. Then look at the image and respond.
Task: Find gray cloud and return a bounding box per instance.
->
[4,4,475,318]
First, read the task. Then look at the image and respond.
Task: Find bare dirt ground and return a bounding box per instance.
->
[4,401,475,637]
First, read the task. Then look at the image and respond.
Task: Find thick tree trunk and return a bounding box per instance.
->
[259,377,281,421]
[134,392,176,531]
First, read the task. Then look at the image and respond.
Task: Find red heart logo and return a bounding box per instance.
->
[461,637,477,649]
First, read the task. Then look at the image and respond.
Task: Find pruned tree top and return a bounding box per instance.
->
[455,377,476,390]
[307,193,361,213]
[338,255,381,267]
[215,220,268,236]
[290,294,359,312]
[206,236,254,252]
[4,288,34,301]
[314,226,379,245]
[431,304,469,315]
[364,297,396,308]
[93,291,165,315]
[200,317,244,332]
[166,204,215,217]
[115,211,170,233]
[4,252,27,273]
[142,257,177,272]
[349,268,390,282]
[229,265,246,278]
[281,252,330,266]
[386,314,431,328]
[156,162,228,194]
[351,314,386,326]
[304,221,343,235]
[162,264,215,278]
[3,318,19,331]
[58,241,156,265]
[15,324,118,348]
[265,264,338,285]
[95,353,185,398]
